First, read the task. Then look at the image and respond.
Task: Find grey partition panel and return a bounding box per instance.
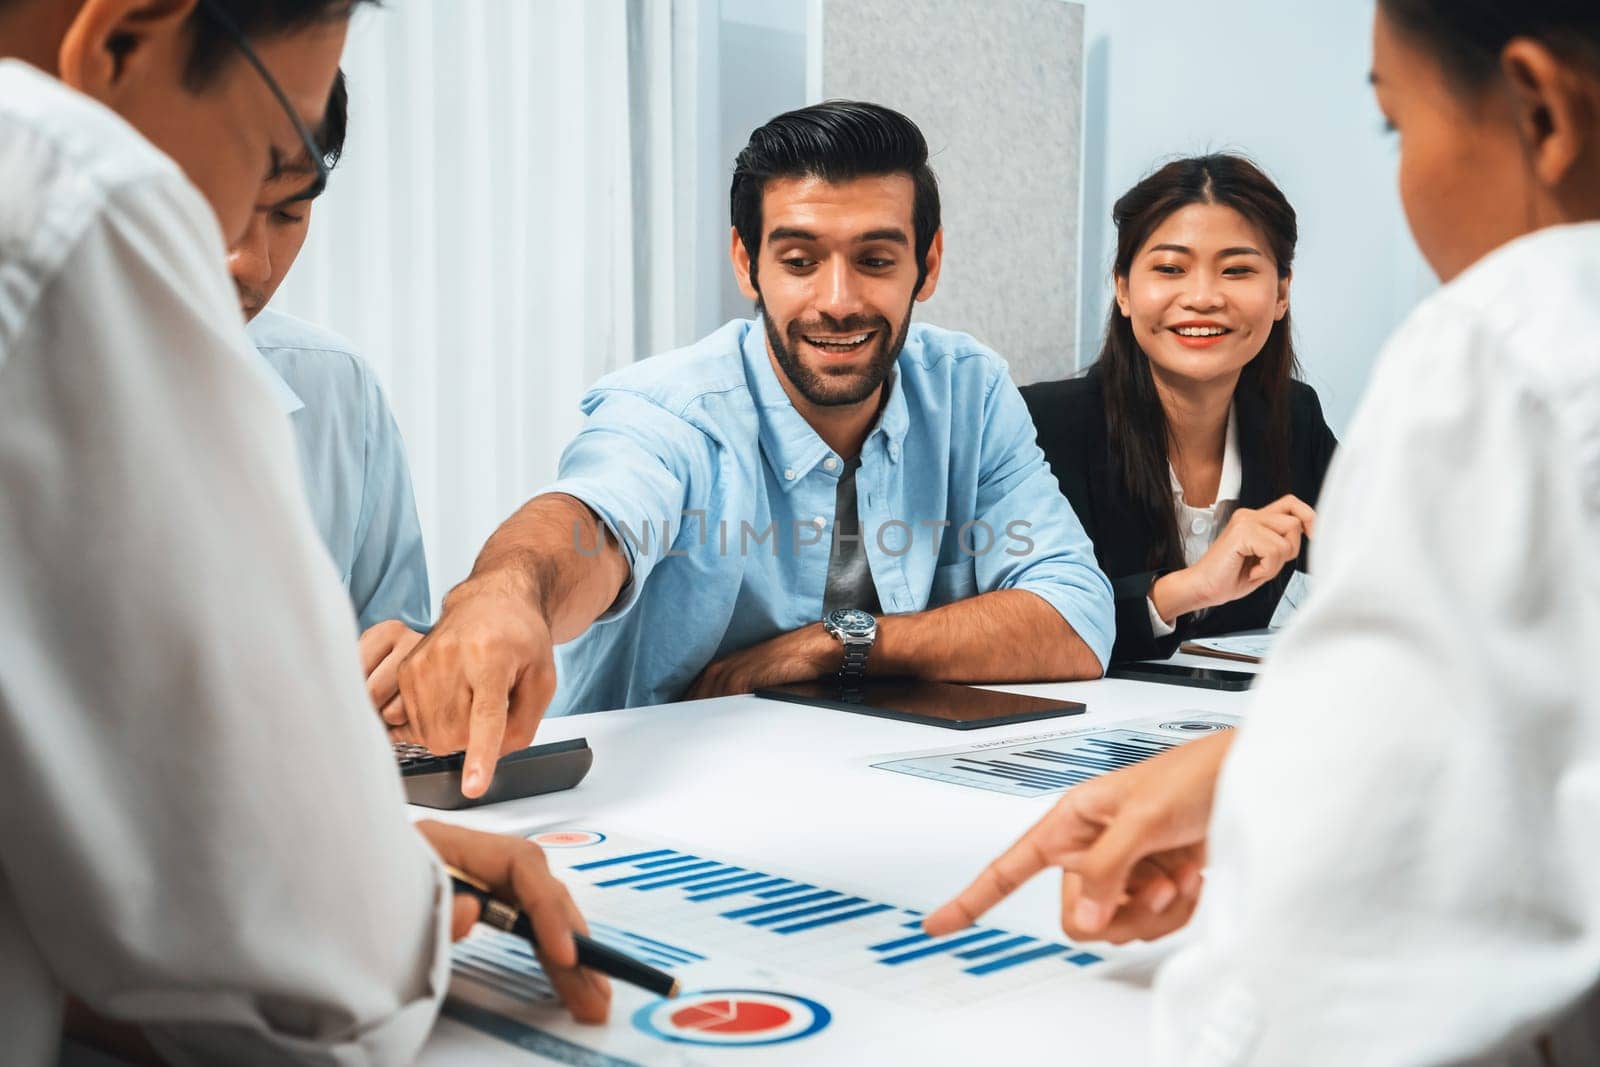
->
[822,0,1083,385]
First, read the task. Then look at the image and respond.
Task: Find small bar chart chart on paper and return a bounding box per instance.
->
[441,825,1113,1064]
[870,713,1240,797]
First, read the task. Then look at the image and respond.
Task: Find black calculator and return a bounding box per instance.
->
[393,737,593,810]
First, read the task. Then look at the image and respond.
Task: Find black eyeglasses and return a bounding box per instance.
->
[197,0,330,201]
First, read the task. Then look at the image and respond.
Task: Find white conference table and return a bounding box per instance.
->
[419,655,1260,1065]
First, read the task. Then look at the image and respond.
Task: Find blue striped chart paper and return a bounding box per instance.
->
[449,826,1108,1013]
[869,712,1240,797]
[440,825,1128,1062]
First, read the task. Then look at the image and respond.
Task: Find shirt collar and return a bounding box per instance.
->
[257,352,306,417]
[1168,403,1241,505]
[741,318,907,493]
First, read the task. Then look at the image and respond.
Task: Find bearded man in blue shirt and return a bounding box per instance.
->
[379,101,1114,797]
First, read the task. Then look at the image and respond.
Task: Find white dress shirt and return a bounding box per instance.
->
[1152,221,1600,1064]
[0,62,449,1065]
[1147,408,1242,637]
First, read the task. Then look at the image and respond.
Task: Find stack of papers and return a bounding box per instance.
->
[1180,632,1275,663]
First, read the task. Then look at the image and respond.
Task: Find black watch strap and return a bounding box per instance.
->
[838,639,870,683]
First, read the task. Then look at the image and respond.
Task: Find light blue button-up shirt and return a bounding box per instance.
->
[542,318,1113,716]
[247,309,431,632]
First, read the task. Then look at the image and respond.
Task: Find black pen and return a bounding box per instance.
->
[446,865,680,999]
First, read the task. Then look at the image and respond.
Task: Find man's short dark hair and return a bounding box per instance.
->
[184,0,375,88]
[320,67,348,169]
[730,100,941,291]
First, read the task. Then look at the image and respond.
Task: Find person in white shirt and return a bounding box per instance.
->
[0,1,606,1063]
[928,0,1600,1062]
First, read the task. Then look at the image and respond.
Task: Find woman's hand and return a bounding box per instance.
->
[924,733,1233,944]
[1151,494,1316,622]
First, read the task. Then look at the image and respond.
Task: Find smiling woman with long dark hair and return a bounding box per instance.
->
[1023,154,1337,662]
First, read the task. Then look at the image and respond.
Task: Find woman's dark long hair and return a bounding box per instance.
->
[1377,0,1600,90]
[1094,154,1301,572]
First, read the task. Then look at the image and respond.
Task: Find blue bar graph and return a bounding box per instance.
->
[550,834,1112,1003]
[878,930,1005,965]
[628,864,740,891]
[680,870,757,891]
[955,765,1058,790]
[956,934,1034,960]
[772,903,893,934]
[594,860,716,888]
[722,890,838,920]
[964,944,1067,975]
[955,758,1080,789]
[638,853,703,869]
[686,876,784,902]
[453,931,557,1001]
[588,922,705,969]
[605,931,701,961]
[747,896,866,928]
[871,932,932,952]
[571,848,674,871]
[873,720,1236,798]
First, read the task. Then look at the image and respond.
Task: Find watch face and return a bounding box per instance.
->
[828,609,876,636]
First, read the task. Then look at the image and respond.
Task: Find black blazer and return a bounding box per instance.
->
[1022,370,1338,662]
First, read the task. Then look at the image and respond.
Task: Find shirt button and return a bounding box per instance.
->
[823,456,839,472]
[889,443,900,459]
[814,516,826,528]
[784,468,796,481]
[1190,517,1209,535]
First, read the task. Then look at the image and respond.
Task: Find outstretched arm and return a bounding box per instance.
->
[395,493,629,795]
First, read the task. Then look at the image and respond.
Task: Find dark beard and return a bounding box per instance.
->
[761,298,915,407]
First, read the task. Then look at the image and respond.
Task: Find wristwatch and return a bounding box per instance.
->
[822,608,878,685]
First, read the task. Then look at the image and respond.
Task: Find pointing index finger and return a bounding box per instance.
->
[462,687,510,798]
[924,829,1053,936]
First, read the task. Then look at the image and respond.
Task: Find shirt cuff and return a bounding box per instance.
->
[1013,581,1115,672]
[1147,595,1177,638]
[533,480,648,621]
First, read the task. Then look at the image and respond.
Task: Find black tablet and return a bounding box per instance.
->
[754,678,1086,730]
[1105,662,1255,691]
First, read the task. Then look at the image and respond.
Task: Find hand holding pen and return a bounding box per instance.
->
[416,820,612,1023]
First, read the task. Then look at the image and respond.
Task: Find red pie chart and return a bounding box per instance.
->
[671,998,792,1034]
[529,830,606,848]
[633,990,832,1047]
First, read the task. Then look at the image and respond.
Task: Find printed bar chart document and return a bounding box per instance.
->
[440,825,1116,1063]
[869,713,1241,797]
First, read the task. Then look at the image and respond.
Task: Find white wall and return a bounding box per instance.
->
[822,0,1085,386]
[717,0,809,326]
[1075,0,1436,432]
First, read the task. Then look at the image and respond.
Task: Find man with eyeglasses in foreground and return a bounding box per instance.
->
[0,1,608,1063]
